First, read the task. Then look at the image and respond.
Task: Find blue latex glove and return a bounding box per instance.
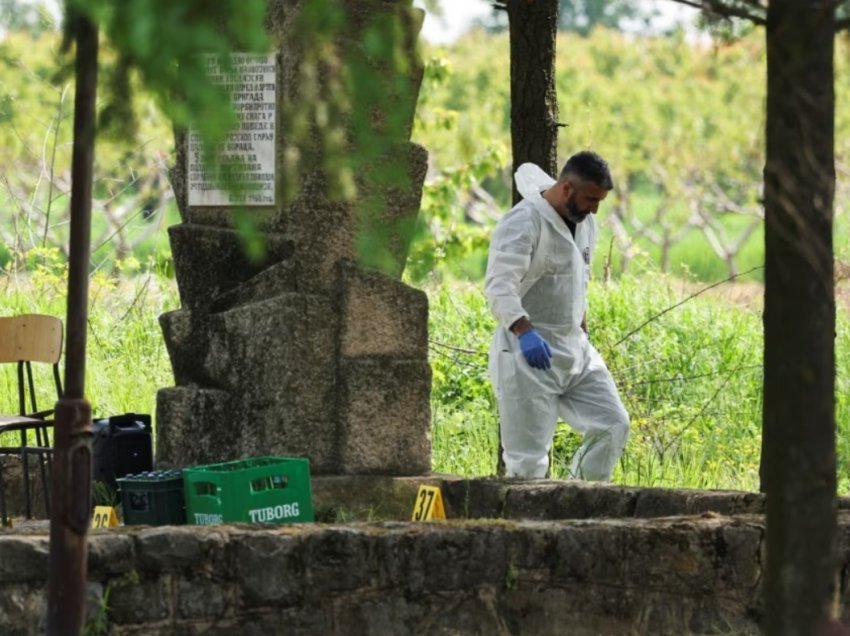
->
[518,329,552,370]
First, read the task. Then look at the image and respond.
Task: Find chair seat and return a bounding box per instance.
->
[0,415,51,431]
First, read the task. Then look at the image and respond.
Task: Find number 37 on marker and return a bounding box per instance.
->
[411,485,446,521]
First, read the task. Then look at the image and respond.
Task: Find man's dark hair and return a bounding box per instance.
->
[559,151,613,190]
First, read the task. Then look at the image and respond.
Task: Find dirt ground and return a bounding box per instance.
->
[686,271,850,316]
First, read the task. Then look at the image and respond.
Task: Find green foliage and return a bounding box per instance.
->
[588,273,764,489]
[406,142,506,281]
[427,282,499,475]
[427,275,850,492]
[81,583,110,636]
[0,29,174,271]
[1,0,425,275]
[0,253,178,436]
[413,28,850,282]
[65,0,269,148]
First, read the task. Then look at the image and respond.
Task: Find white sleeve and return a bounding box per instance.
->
[484,209,537,330]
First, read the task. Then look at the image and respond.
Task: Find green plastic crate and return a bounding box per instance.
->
[117,471,186,525]
[183,456,313,525]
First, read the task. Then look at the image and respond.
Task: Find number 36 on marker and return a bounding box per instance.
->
[91,506,119,529]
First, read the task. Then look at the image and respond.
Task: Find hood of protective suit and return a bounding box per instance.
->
[514,163,556,202]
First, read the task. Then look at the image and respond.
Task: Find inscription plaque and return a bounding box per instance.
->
[188,53,276,207]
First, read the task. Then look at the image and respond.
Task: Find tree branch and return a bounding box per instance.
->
[610,264,765,348]
[666,0,766,25]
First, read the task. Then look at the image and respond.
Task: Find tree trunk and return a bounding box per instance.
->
[506,0,560,204]
[761,1,837,634]
[497,0,559,476]
[46,11,97,636]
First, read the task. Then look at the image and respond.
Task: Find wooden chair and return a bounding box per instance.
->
[0,314,63,525]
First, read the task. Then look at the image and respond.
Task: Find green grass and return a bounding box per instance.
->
[427,273,850,493]
[2,263,848,496]
[0,255,178,445]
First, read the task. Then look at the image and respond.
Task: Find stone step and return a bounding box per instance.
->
[312,475,769,522]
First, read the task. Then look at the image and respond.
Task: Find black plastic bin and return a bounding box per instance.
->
[92,413,153,487]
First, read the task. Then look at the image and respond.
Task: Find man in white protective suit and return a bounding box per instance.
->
[484,151,630,481]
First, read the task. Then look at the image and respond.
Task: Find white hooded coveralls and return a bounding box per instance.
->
[485,164,629,480]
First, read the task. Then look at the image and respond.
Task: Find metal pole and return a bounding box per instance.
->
[46,12,98,636]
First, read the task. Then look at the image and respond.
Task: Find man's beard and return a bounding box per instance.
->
[564,194,589,224]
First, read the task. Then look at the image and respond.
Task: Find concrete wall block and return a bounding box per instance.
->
[160,309,213,386]
[175,575,230,620]
[235,412,337,474]
[502,589,575,635]
[634,488,691,517]
[280,180,357,292]
[209,259,298,313]
[156,387,236,468]
[338,261,428,358]
[405,589,514,635]
[232,533,306,608]
[328,594,413,636]
[0,583,45,636]
[268,1,426,143]
[84,582,107,633]
[167,610,331,636]
[338,358,431,475]
[135,527,228,574]
[370,532,422,593]
[684,490,765,516]
[0,536,48,583]
[88,533,135,577]
[551,524,628,586]
[503,483,639,520]
[159,294,342,471]
[0,455,49,520]
[620,520,722,593]
[302,530,375,596]
[440,478,510,520]
[353,142,429,278]
[108,574,171,625]
[0,513,785,635]
[169,224,294,312]
[413,527,512,593]
[715,523,764,590]
[204,293,337,414]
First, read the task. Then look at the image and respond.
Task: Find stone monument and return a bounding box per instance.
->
[156,0,431,475]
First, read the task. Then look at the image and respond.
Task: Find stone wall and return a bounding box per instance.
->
[5,480,850,635]
[0,514,779,636]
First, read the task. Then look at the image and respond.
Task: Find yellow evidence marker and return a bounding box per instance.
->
[411,485,446,521]
[91,506,120,529]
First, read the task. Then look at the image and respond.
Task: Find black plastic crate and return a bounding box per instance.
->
[117,471,185,526]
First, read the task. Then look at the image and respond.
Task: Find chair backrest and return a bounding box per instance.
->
[0,314,63,364]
